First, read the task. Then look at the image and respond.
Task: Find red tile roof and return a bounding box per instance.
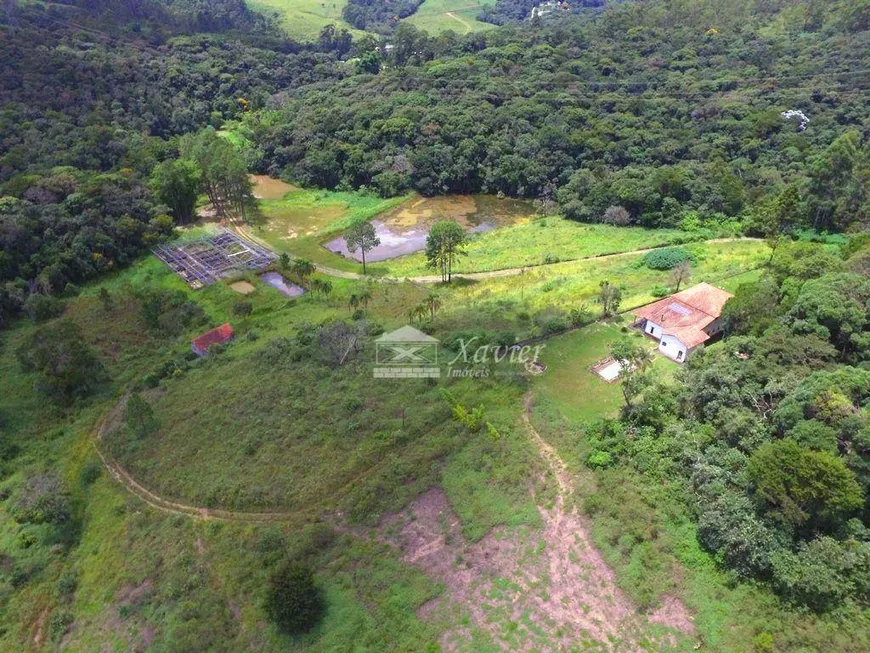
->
[633,283,733,349]
[192,323,233,354]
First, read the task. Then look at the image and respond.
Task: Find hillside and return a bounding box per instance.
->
[1,0,869,651]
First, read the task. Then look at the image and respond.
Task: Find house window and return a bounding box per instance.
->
[677,350,684,361]
[661,341,667,347]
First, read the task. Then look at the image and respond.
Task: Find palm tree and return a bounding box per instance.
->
[291,259,316,288]
[310,278,332,301]
[408,304,427,323]
[425,292,442,321]
[359,288,373,312]
[348,294,360,312]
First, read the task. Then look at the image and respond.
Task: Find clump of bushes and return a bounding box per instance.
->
[23,293,65,322]
[137,288,205,335]
[534,309,570,335]
[9,472,70,525]
[16,320,105,404]
[440,389,485,432]
[642,247,694,270]
[649,284,670,298]
[265,561,324,635]
[232,300,253,317]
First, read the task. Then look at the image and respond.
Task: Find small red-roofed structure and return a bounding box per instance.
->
[192,323,234,357]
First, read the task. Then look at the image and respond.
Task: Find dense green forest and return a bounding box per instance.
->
[246,1,868,234]
[0,0,346,319]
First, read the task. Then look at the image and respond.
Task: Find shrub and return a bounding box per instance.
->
[569,305,594,326]
[265,562,324,635]
[587,451,614,469]
[770,537,870,610]
[494,331,516,348]
[642,248,693,270]
[79,460,102,486]
[23,294,64,322]
[49,610,74,641]
[125,393,159,439]
[753,632,775,653]
[649,284,670,298]
[138,289,205,335]
[56,570,78,598]
[232,300,253,317]
[10,472,70,525]
[600,205,631,226]
[16,320,105,404]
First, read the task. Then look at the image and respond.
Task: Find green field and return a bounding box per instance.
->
[254,189,411,272]
[446,239,769,316]
[386,217,702,276]
[246,0,495,40]
[248,0,360,40]
[255,188,728,278]
[405,0,497,35]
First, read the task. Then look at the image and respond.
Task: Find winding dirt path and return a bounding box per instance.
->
[445,11,472,32]
[92,400,299,523]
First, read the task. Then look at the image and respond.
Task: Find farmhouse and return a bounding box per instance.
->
[633,282,733,363]
[192,323,234,356]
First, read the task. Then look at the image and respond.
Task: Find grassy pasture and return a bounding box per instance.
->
[405,0,497,34]
[255,188,712,278]
[104,350,540,529]
[255,188,411,272]
[532,323,675,424]
[437,239,769,323]
[248,0,361,41]
[0,256,545,650]
[386,217,700,276]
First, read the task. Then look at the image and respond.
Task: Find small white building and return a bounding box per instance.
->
[633,283,733,363]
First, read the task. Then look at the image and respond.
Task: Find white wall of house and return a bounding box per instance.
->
[658,333,688,362]
[644,319,664,339]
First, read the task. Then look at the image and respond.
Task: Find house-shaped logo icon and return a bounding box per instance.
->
[374,325,440,379]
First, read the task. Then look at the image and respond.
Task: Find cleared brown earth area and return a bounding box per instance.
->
[250,174,295,199]
[376,395,697,651]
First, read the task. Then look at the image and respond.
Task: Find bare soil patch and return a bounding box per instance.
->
[376,394,696,650]
[250,174,296,200]
[229,280,256,295]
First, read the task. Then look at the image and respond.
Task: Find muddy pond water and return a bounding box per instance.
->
[260,272,305,297]
[325,195,532,262]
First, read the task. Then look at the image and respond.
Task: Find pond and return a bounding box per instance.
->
[324,195,532,262]
[260,272,305,297]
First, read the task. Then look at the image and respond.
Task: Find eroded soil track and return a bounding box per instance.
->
[378,393,696,651]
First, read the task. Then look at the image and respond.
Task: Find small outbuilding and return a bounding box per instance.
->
[192,323,234,357]
[633,283,732,363]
